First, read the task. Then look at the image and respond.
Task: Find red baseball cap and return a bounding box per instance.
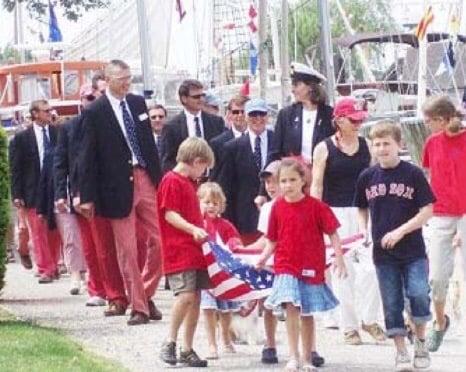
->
[333,97,368,121]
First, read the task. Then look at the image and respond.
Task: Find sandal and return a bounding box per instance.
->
[223,343,236,353]
[301,362,318,371]
[284,358,299,372]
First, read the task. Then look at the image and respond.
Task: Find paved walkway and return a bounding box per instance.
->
[1,262,465,371]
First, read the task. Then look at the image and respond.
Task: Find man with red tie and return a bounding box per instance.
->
[78,60,163,325]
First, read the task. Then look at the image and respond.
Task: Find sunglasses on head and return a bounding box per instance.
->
[150,115,165,120]
[248,111,267,118]
[189,93,206,100]
[231,109,244,115]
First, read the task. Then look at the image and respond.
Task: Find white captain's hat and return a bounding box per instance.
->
[290,62,327,84]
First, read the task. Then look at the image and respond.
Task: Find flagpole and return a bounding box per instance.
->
[280,0,290,108]
[318,0,336,106]
[416,0,429,117]
[258,0,268,100]
[136,0,153,97]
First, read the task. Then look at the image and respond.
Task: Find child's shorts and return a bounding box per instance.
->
[167,269,211,296]
[200,290,241,312]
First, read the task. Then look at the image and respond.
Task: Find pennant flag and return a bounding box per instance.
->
[203,239,273,301]
[249,4,258,19]
[435,41,456,76]
[240,79,250,97]
[48,1,63,42]
[449,14,460,35]
[176,0,186,23]
[249,42,258,76]
[415,5,434,40]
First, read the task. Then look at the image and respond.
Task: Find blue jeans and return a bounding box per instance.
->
[375,258,432,338]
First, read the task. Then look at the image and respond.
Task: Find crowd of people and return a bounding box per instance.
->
[5,58,466,371]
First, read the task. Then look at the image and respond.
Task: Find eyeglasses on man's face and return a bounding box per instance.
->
[189,93,206,100]
[150,115,165,120]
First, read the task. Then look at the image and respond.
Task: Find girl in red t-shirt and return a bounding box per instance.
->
[256,158,347,372]
[422,95,466,352]
[198,182,242,360]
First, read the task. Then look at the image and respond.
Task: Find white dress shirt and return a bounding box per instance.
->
[32,123,50,170]
[232,126,247,138]
[184,109,204,138]
[301,108,317,162]
[249,130,268,170]
[106,90,138,165]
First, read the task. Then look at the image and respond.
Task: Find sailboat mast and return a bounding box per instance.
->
[136,0,153,96]
[416,0,428,117]
[280,0,290,107]
[318,0,336,105]
[258,0,268,99]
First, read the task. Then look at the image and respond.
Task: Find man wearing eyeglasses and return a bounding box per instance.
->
[216,98,276,244]
[78,59,163,326]
[160,79,225,173]
[209,95,249,179]
[149,104,167,160]
[9,99,61,284]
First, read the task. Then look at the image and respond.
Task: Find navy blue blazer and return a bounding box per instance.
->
[209,129,235,180]
[271,102,334,161]
[79,93,162,218]
[216,130,275,234]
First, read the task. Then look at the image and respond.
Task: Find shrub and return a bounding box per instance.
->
[0,126,10,292]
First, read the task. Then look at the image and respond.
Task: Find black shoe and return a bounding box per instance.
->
[261,347,278,364]
[160,341,177,366]
[179,349,208,368]
[311,351,325,367]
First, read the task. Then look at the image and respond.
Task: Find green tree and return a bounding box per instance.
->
[289,0,396,65]
[0,44,33,65]
[2,0,109,21]
[0,127,9,292]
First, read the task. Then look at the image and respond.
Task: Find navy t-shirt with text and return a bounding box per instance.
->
[354,160,435,265]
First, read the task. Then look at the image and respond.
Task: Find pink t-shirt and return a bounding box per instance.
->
[267,195,340,284]
[422,130,466,216]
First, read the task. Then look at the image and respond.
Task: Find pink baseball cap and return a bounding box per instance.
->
[79,84,94,98]
[333,97,368,121]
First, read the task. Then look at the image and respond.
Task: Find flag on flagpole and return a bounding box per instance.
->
[249,42,258,76]
[48,1,63,42]
[414,5,434,40]
[176,0,186,23]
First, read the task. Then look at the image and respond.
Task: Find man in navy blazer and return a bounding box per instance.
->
[209,95,249,179]
[216,98,275,244]
[160,79,225,173]
[78,60,163,325]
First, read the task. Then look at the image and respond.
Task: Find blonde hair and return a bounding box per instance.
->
[176,137,215,168]
[369,120,402,143]
[197,182,227,214]
[422,95,463,134]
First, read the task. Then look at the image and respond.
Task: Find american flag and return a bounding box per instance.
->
[203,234,365,301]
[203,238,274,301]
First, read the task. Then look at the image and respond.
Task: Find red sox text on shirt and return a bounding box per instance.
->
[365,183,414,201]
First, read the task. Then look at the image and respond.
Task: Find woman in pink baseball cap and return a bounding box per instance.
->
[310,97,386,346]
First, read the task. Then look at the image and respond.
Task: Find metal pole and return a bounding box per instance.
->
[258,0,268,99]
[280,0,290,107]
[416,0,428,117]
[136,0,153,96]
[318,0,336,105]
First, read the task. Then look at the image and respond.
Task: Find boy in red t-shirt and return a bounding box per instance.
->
[158,137,215,368]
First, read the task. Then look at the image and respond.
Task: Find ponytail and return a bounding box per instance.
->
[422,95,464,134]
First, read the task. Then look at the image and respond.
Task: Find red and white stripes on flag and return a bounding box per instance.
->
[415,5,434,40]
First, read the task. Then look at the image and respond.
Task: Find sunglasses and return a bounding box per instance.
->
[39,108,52,113]
[348,118,363,125]
[150,115,165,120]
[248,111,267,118]
[231,109,244,115]
[189,93,206,100]
[85,94,96,101]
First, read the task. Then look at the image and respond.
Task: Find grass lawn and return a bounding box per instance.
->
[0,307,127,372]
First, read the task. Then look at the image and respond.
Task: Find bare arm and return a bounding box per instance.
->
[310,141,329,200]
[328,231,347,278]
[357,208,369,240]
[255,239,276,269]
[165,210,208,241]
[381,204,433,249]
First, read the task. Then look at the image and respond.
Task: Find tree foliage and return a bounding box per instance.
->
[2,0,110,21]
[289,0,396,62]
[0,44,33,65]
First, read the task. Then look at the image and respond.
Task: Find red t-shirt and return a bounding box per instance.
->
[157,171,205,274]
[266,195,340,284]
[204,216,241,245]
[422,130,466,216]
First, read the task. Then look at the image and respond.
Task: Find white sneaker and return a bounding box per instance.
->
[413,338,430,369]
[86,296,107,306]
[69,279,81,295]
[395,349,412,371]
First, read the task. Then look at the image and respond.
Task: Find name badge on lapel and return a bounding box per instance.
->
[138,113,148,121]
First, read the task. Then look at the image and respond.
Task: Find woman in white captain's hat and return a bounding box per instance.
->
[271,62,335,163]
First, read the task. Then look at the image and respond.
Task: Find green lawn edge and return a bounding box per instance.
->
[0,306,128,372]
